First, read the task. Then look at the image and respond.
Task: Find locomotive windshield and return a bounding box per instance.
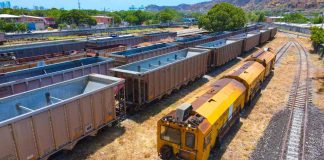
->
[160,125,181,144]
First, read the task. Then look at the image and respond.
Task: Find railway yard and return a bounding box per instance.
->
[0,25,323,160]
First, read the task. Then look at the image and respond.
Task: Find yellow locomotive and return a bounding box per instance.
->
[157,50,276,160]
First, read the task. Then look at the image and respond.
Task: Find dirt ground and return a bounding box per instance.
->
[51,32,322,160]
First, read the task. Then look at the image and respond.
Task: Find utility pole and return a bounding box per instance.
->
[78,0,81,10]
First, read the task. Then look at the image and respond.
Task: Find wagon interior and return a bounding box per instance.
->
[197,39,236,48]
[0,57,110,84]
[113,48,205,73]
[112,43,175,56]
[175,35,203,43]
[0,75,115,123]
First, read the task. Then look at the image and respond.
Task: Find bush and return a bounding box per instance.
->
[310,26,324,52]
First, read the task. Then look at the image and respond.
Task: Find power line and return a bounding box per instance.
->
[78,0,81,9]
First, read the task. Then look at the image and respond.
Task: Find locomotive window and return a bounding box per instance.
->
[204,132,211,149]
[161,126,181,144]
[185,132,195,148]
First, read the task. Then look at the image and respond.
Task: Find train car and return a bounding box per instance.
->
[227,32,261,52]
[86,35,144,49]
[0,57,114,98]
[268,27,278,39]
[206,31,232,40]
[0,52,89,73]
[110,48,209,111]
[175,35,218,49]
[157,78,247,160]
[260,29,271,44]
[0,74,125,160]
[246,50,276,78]
[0,32,5,45]
[143,32,177,42]
[223,61,265,104]
[196,38,243,68]
[86,44,128,57]
[108,42,179,66]
[157,51,272,160]
[0,39,87,59]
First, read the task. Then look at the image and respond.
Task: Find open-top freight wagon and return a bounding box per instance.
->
[227,32,261,52]
[142,32,177,42]
[108,42,179,66]
[0,39,87,59]
[86,35,144,49]
[260,29,271,44]
[268,27,278,39]
[0,52,90,74]
[196,38,244,68]
[0,57,114,98]
[110,48,209,111]
[0,74,125,160]
[0,32,5,45]
[175,35,219,49]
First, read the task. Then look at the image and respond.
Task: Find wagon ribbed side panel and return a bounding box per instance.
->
[0,74,125,160]
[260,30,271,44]
[0,57,114,98]
[244,33,261,52]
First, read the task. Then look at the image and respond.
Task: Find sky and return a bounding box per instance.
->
[9,0,207,11]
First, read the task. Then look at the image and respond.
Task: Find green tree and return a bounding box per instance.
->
[58,9,97,26]
[158,8,178,23]
[107,12,122,25]
[282,13,308,23]
[310,26,324,52]
[198,2,247,32]
[125,15,138,25]
[16,23,27,32]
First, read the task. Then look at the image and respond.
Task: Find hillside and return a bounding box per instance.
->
[145,0,322,12]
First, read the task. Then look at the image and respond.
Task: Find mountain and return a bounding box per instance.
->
[145,0,322,12]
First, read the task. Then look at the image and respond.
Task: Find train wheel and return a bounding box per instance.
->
[160,145,173,160]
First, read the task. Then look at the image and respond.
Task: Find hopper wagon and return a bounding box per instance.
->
[0,39,87,59]
[108,42,179,66]
[0,74,125,160]
[0,57,114,98]
[227,32,261,52]
[175,35,219,49]
[260,29,271,44]
[0,52,89,74]
[268,27,278,39]
[110,48,209,111]
[143,32,177,42]
[86,35,144,49]
[196,38,243,68]
[0,32,5,45]
[86,44,128,57]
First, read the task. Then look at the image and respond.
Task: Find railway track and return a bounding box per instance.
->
[275,41,292,65]
[280,39,310,160]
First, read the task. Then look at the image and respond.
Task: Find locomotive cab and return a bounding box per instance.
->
[157,103,212,160]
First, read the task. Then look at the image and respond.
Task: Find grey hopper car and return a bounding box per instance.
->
[0,57,114,98]
[0,74,125,160]
[0,39,87,59]
[260,29,271,44]
[196,38,244,68]
[108,42,179,66]
[268,27,278,39]
[110,48,209,111]
[227,32,261,52]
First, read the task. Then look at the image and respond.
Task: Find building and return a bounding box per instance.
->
[129,5,145,11]
[0,14,20,23]
[266,16,284,23]
[0,1,10,8]
[92,15,113,25]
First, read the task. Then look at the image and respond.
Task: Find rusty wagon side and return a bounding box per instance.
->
[0,74,125,160]
[110,48,210,111]
[196,38,244,68]
[0,57,114,98]
[108,42,179,66]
